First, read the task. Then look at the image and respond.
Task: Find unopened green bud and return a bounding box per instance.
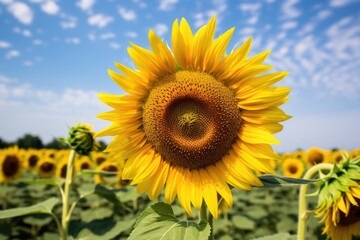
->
[68,123,98,155]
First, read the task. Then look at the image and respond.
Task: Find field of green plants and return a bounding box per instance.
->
[1,143,359,240]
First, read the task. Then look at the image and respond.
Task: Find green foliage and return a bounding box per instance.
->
[0,198,59,219]
[17,134,43,149]
[129,202,210,240]
[259,174,318,188]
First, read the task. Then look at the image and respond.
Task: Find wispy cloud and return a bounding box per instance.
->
[118,7,137,21]
[41,0,60,15]
[281,21,298,30]
[281,0,301,19]
[159,0,178,11]
[99,32,115,40]
[152,23,168,37]
[109,42,121,49]
[125,31,138,38]
[329,0,357,7]
[316,9,332,20]
[7,2,33,24]
[5,50,20,59]
[76,0,95,12]
[88,13,113,28]
[65,38,80,44]
[60,14,77,29]
[0,41,11,48]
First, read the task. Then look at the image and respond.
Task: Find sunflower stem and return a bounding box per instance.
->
[61,149,76,240]
[208,213,214,240]
[200,202,207,221]
[297,163,333,240]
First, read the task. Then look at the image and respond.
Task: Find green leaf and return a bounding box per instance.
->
[232,215,255,230]
[80,207,113,222]
[0,197,59,220]
[258,174,318,188]
[128,202,210,240]
[20,178,64,186]
[23,214,53,226]
[251,232,296,240]
[116,186,139,202]
[78,184,124,209]
[77,170,118,177]
[69,218,134,240]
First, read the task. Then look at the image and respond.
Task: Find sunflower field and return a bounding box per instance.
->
[1,144,360,240]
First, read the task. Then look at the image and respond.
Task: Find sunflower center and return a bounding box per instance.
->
[29,155,39,167]
[288,165,298,174]
[338,197,360,226]
[309,152,324,165]
[143,71,241,170]
[2,155,20,177]
[41,162,54,173]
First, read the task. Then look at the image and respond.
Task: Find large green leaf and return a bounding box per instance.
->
[78,184,124,209]
[258,174,318,188]
[0,198,59,219]
[128,202,210,240]
[69,218,134,240]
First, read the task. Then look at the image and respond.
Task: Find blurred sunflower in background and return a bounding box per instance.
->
[315,155,360,240]
[281,158,305,178]
[56,158,72,179]
[330,149,346,164]
[23,149,41,171]
[36,158,57,178]
[96,16,290,218]
[75,155,95,173]
[305,147,329,167]
[94,160,119,186]
[91,151,108,166]
[0,146,23,183]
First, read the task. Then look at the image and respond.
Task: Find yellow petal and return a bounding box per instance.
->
[199,168,218,219]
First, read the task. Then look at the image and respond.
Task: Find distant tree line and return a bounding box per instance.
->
[0,134,107,151]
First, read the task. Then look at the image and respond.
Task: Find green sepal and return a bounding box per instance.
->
[258,174,318,188]
[128,202,211,240]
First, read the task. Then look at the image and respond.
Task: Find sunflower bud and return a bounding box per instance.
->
[68,124,98,156]
[315,154,360,240]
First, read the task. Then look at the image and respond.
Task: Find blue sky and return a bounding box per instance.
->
[0,0,359,152]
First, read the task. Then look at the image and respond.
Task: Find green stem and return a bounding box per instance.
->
[208,213,214,240]
[61,149,76,240]
[297,163,333,240]
[200,202,207,220]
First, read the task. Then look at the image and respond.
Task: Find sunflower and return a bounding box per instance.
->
[315,156,360,240]
[281,158,305,178]
[94,160,119,185]
[305,147,329,167]
[75,155,95,173]
[91,151,108,166]
[36,158,57,178]
[55,158,73,179]
[0,146,23,183]
[23,148,41,170]
[96,17,290,218]
[330,150,346,164]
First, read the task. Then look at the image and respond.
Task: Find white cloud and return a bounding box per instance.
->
[159,0,178,11]
[65,38,80,44]
[118,7,137,21]
[316,10,332,20]
[297,22,315,36]
[6,49,20,59]
[0,75,15,83]
[193,0,227,28]
[125,31,138,38]
[133,0,147,8]
[240,27,255,36]
[33,39,43,45]
[60,14,77,29]
[329,0,357,7]
[153,23,168,37]
[23,60,33,66]
[281,0,301,19]
[7,1,33,24]
[281,21,297,30]
[13,27,32,37]
[0,41,11,48]
[23,29,32,37]
[100,32,115,40]
[41,0,60,15]
[109,42,121,49]
[239,2,261,12]
[88,33,96,41]
[88,13,113,28]
[76,0,95,11]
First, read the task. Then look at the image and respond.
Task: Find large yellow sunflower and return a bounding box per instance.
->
[96,17,290,218]
[315,156,360,240]
[0,146,23,183]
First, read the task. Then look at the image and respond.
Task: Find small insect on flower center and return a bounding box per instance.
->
[143,71,242,170]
